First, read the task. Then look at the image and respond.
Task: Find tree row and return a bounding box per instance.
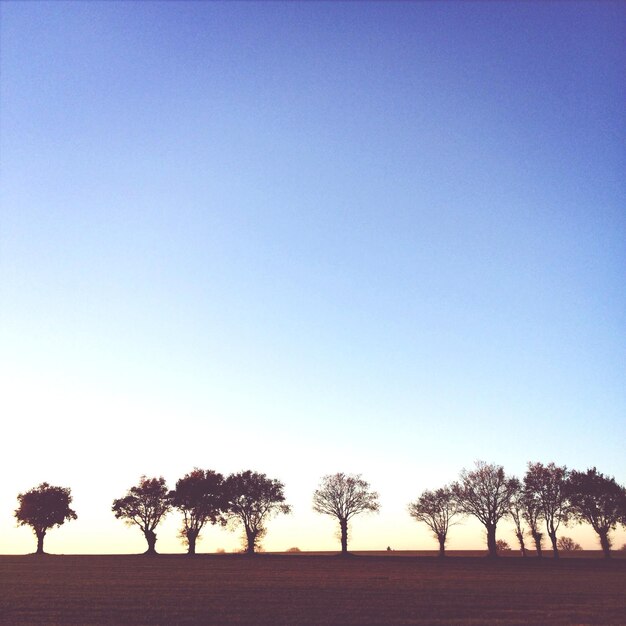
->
[13,461,626,558]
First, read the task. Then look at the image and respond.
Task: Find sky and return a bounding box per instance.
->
[1,1,625,555]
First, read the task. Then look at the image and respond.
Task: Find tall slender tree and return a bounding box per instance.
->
[452,461,517,558]
[507,479,527,557]
[521,487,544,558]
[112,476,171,555]
[170,469,227,555]
[15,483,77,554]
[524,462,569,558]
[408,486,458,557]
[313,473,380,554]
[567,467,626,558]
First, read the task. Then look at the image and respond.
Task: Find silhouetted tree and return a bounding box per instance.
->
[452,461,517,558]
[496,539,511,552]
[224,471,291,554]
[14,483,77,554]
[170,469,227,555]
[520,485,544,557]
[557,536,582,552]
[112,476,171,555]
[408,486,458,557]
[313,473,380,555]
[524,462,569,558]
[566,467,626,558]
[507,479,527,557]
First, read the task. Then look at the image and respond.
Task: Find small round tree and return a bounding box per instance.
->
[313,473,379,555]
[557,536,582,552]
[112,476,171,555]
[15,482,77,554]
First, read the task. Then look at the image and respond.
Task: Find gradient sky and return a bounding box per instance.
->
[1,1,625,555]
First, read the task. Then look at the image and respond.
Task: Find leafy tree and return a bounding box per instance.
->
[507,479,527,557]
[557,536,582,552]
[313,473,380,555]
[452,461,517,558]
[224,470,291,554]
[112,476,171,555]
[14,482,77,554]
[524,462,569,558]
[170,469,227,555]
[496,539,511,552]
[566,467,626,558]
[408,486,458,557]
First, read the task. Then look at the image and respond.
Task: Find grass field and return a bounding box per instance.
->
[1,552,625,625]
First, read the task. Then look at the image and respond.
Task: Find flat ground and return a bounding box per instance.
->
[1,553,625,625]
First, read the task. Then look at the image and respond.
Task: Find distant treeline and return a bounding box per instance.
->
[13,462,626,558]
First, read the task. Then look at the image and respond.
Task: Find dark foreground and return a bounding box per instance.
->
[1,554,625,625]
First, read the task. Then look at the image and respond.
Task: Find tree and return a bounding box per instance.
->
[557,536,582,552]
[520,485,544,557]
[496,539,511,552]
[112,476,171,555]
[507,479,527,557]
[408,486,458,557]
[524,462,569,558]
[224,470,291,554]
[452,461,517,558]
[312,473,380,555]
[170,469,227,555]
[14,483,77,554]
[566,467,626,558]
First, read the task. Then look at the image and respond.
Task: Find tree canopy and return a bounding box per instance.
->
[14,482,77,554]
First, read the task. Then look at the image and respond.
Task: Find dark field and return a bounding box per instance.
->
[1,553,625,625]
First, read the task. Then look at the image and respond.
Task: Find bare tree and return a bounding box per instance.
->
[313,473,379,554]
[567,467,626,558]
[15,483,77,555]
[170,469,227,555]
[224,470,291,554]
[408,486,458,557]
[112,476,171,555]
[507,479,527,557]
[452,461,517,558]
[524,462,569,558]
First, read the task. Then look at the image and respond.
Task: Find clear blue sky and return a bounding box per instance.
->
[1,1,625,554]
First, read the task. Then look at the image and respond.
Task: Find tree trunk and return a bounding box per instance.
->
[187,531,198,556]
[144,529,157,555]
[548,531,559,559]
[245,529,256,555]
[486,524,497,558]
[339,518,348,554]
[438,535,446,558]
[598,529,611,558]
[35,529,46,555]
[531,531,543,558]
[516,531,527,557]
